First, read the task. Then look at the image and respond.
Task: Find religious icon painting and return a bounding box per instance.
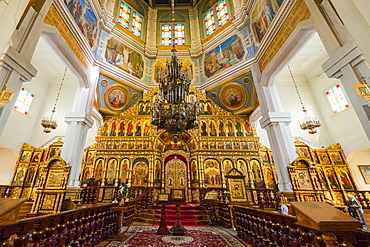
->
[191,160,199,186]
[296,147,311,161]
[296,170,312,189]
[49,147,61,159]
[229,179,246,202]
[338,169,353,189]
[359,166,370,184]
[153,159,161,186]
[94,158,104,181]
[13,167,27,186]
[106,159,117,186]
[24,167,36,186]
[19,151,32,162]
[223,159,233,174]
[250,160,264,188]
[120,158,130,184]
[329,152,344,164]
[82,167,91,181]
[261,151,269,163]
[104,84,129,111]
[325,168,340,189]
[220,83,248,111]
[132,159,149,186]
[318,152,330,164]
[31,151,42,163]
[204,159,222,187]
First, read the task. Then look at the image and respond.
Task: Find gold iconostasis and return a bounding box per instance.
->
[9,88,360,205]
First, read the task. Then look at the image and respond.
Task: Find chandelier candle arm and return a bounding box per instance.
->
[288,65,321,134]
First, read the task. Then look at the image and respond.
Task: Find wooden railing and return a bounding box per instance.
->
[234,206,370,247]
[0,203,119,246]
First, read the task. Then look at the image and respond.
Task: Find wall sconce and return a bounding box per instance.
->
[0,83,15,108]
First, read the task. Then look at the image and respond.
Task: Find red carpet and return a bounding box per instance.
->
[153,203,208,226]
[105,226,248,247]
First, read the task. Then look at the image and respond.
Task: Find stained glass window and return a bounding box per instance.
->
[216,0,229,27]
[118,1,131,29]
[204,9,216,36]
[161,24,172,45]
[161,24,185,45]
[13,88,34,115]
[131,12,143,38]
[325,84,350,114]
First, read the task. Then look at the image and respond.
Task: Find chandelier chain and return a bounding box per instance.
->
[288,65,306,112]
[52,67,67,113]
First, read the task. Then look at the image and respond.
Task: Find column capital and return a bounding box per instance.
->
[259,112,292,129]
[64,112,94,128]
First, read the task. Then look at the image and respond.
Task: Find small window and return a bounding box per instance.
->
[117,2,131,29]
[13,88,34,115]
[131,11,143,38]
[216,0,229,27]
[161,23,186,46]
[203,0,230,37]
[204,9,216,36]
[325,84,350,114]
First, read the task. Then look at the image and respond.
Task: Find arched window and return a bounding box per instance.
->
[117,1,143,38]
[203,0,230,37]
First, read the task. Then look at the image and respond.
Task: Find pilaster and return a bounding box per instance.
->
[188,8,202,58]
[144,8,158,58]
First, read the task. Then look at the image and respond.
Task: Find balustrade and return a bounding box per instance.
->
[234,206,370,247]
[0,204,119,246]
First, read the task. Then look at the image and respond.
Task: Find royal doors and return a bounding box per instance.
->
[165,156,187,198]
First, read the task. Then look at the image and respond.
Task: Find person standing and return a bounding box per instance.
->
[347,194,368,230]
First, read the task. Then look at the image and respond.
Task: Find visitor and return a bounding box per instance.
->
[347,194,368,230]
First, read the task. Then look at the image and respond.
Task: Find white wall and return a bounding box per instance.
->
[0,146,18,184]
[347,148,370,190]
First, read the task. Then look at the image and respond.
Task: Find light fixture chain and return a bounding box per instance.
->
[53,67,67,112]
[288,65,306,112]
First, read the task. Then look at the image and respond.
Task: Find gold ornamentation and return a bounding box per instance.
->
[259,0,311,71]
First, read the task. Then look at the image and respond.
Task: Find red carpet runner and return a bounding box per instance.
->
[104,226,248,247]
[153,203,208,226]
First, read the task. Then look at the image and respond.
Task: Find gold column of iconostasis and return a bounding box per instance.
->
[10,139,70,213]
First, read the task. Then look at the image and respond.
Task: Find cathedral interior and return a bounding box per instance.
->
[0,0,370,246]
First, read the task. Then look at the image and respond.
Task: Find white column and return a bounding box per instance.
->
[62,66,99,187]
[145,8,157,58]
[328,0,370,65]
[251,63,295,192]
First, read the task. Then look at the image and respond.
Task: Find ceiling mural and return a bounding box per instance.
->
[104,37,145,79]
[203,34,245,78]
[206,70,256,114]
[97,74,143,115]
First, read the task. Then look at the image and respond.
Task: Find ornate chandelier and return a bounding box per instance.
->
[41,68,67,133]
[288,65,321,134]
[151,6,199,143]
